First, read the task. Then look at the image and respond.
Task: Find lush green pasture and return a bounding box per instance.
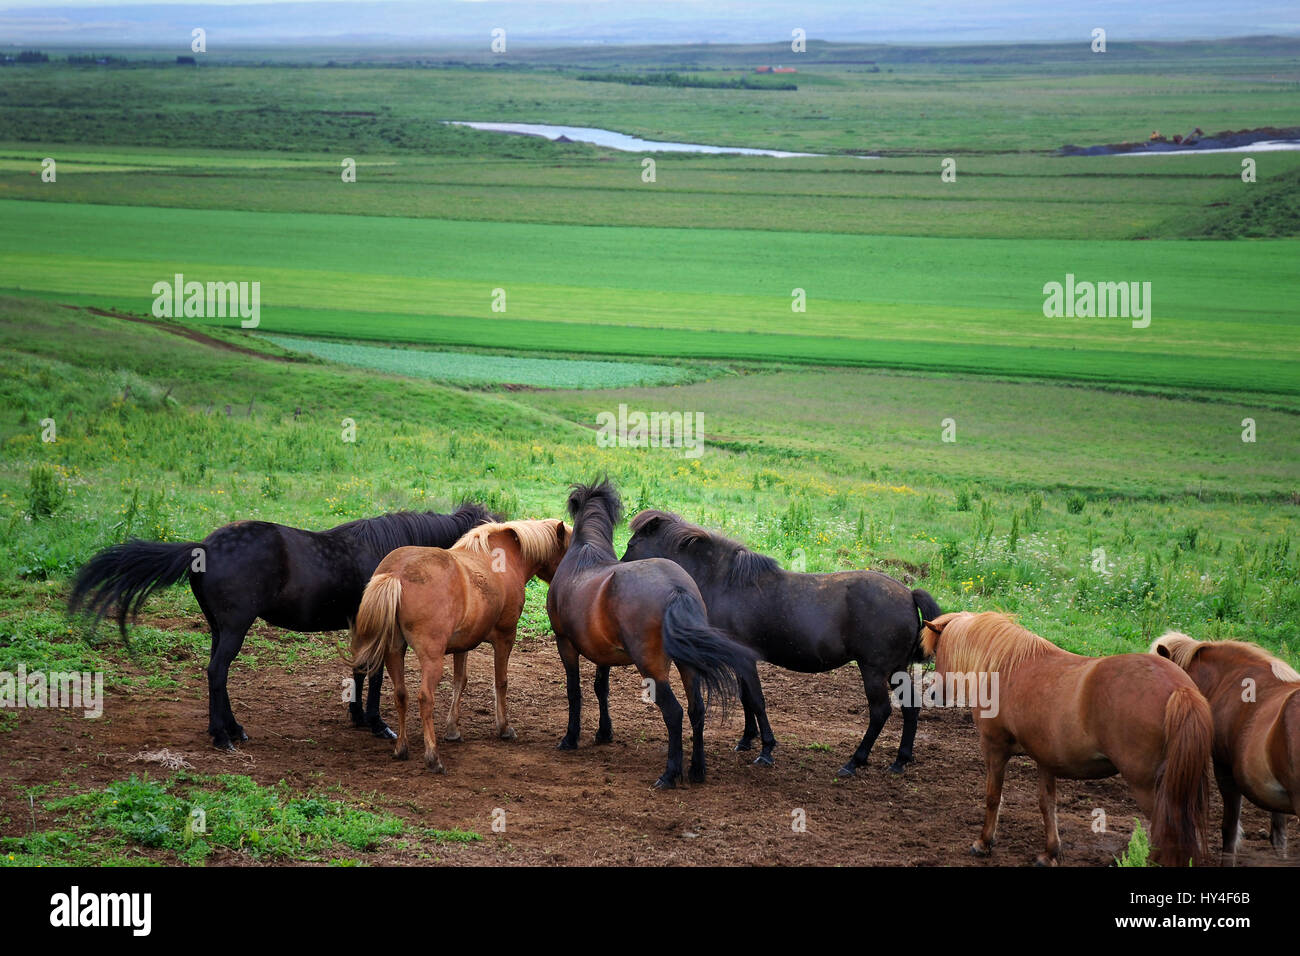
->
[5,145,1295,240]
[2,198,1296,398]
[0,296,1294,670]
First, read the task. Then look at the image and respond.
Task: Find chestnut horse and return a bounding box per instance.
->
[923,611,1212,866]
[350,518,569,773]
[547,480,756,788]
[1152,632,1300,864]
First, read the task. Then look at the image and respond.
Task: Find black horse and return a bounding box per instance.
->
[622,510,941,776]
[69,502,494,750]
[546,480,755,788]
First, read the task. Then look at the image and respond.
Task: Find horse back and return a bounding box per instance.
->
[705,568,919,673]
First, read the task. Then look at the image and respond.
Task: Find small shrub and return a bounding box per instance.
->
[1116,819,1153,867]
[26,464,66,518]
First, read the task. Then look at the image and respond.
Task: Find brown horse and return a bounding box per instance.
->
[350,518,569,773]
[1152,631,1300,865]
[923,611,1212,866]
[547,480,756,788]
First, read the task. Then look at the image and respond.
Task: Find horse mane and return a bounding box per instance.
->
[334,502,491,555]
[1152,632,1300,683]
[926,611,1060,676]
[566,479,623,571]
[629,509,780,586]
[453,519,566,566]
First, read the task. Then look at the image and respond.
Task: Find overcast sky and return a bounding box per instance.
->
[4,1,1297,46]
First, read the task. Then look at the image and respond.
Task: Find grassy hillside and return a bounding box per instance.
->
[1,296,1295,673]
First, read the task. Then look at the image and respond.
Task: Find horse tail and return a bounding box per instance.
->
[1151,685,1213,867]
[910,588,942,662]
[68,539,199,641]
[659,587,754,707]
[351,573,404,676]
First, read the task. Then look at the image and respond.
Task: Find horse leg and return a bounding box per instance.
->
[418,647,446,773]
[838,668,892,777]
[889,702,921,774]
[386,645,409,761]
[362,666,395,739]
[972,739,1009,857]
[206,623,252,750]
[593,665,613,744]
[444,652,468,742]
[676,666,707,784]
[1036,766,1060,866]
[349,670,366,727]
[1269,812,1288,858]
[652,673,685,790]
[491,632,516,740]
[555,636,583,750]
[1214,765,1243,866]
[736,661,776,767]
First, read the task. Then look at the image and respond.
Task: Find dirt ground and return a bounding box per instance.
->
[2,620,1295,867]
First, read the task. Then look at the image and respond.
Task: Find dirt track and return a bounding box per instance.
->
[2,621,1294,867]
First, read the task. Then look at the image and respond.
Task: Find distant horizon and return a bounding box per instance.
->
[3,1,1298,47]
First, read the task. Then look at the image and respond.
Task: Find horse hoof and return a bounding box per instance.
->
[653,774,680,790]
[556,737,578,751]
[373,725,397,741]
[733,739,754,752]
[888,760,909,774]
[443,729,463,742]
[970,843,991,857]
[1034,854,1059,867]
[212,738,236,752]
[394,748,409,761]
[229,727,249,742]
[753,753,775,768]
[594,728,613,744]
[499,726,516,740]
[689,769,706,784]
[836,763,857,778]
[425,757,445,774]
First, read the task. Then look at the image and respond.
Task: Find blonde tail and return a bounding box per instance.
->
[350,573,404,675]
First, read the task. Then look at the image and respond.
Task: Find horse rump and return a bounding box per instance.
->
[68,539,200,640]
[659,586,755,708]
[1152,685,1213,867]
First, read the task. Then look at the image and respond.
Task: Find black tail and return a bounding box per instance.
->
[660,587,755,707]
[68,539,199,640]
[911,588,942,663]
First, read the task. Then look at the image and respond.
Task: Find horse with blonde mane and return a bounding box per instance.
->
[923,611,1212,866]
[1152,631,1300,864]
[351,518,570,773]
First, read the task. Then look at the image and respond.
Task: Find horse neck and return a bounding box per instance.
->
[1197,649,1285,699]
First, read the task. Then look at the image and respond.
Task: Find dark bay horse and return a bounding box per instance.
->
[547,481,755,788]
[350,518,570,774]
[926,612,1211,866]
[623,510,939,775]
[1152,631,1300,864]
[68,502,493,749]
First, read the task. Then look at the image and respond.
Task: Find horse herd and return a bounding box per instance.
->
[69,479,1298,867]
